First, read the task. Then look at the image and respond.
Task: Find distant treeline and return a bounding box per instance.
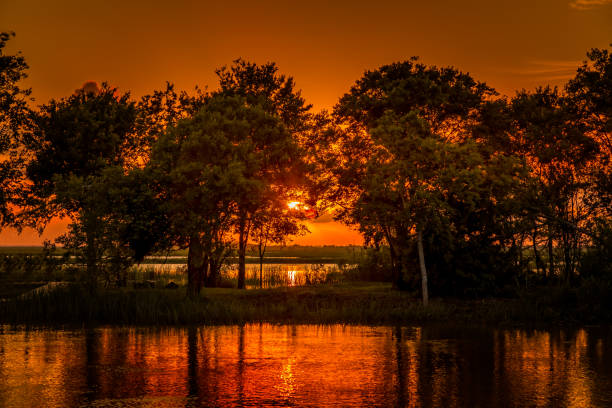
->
[0,31,610,301]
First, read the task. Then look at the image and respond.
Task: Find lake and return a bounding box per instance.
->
[130,263,345,288]
[1,324,611,407]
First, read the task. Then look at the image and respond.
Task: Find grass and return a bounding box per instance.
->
[2,282,610,327]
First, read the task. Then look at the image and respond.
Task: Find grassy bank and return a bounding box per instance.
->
[2,282,611,326]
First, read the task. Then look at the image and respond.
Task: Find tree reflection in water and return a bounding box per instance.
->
[0,325,611,407]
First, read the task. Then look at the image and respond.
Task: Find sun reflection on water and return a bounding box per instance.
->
[287,270,297,286]
[277,356,297,398]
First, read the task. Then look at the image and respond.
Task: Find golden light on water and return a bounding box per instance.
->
[0,326,610,407]
[287,270,297,286]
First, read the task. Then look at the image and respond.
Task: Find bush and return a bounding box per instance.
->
[579,220,612,282]
[348,247,393,282]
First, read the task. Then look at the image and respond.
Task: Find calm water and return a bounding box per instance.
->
[133,263,344,288]
[1,325,611,407]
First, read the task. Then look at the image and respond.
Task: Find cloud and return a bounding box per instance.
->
[506,59,581,81]
[569,0,612,10]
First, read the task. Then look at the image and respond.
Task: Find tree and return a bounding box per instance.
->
[135,82,207,164]
[510,87,598,284]
[150,95,296,295]
[24,84,139,290]
[0,32,31,227]
[213,59,313,289]
[251,204,307,288]
[566,45,612,217]
[332,59,522,303]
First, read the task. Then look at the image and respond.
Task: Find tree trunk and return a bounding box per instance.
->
[532,228,543,276]
[417,227,429,307]
[384,229,407,290]
[206,257,219,288]
[388,241,400,287]
[259,258,263,288]
[563,228,572,286]
[258,242,265,289]
[85,228,98,292]
[237,213,248,289]
[547,233,554,279]
[187,235,205,297]
[84,212,98,292]
[201,254,209,290]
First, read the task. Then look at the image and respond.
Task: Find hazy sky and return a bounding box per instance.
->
[1,0,611,245]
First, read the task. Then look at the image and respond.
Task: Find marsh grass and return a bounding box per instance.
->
[128,265,188,287]
[222,263,344,288]
[128,263,347,289]
[0,283,443,325]
[3,282,608,326]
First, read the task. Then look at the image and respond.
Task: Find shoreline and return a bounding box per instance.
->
[1,283,610,328]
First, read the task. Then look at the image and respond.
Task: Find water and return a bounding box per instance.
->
[130,263,345,288]
[1,325,611,407]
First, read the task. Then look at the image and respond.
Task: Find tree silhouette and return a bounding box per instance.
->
[0,32,31,228]
[213,59,313,289]
[24,84,138,290]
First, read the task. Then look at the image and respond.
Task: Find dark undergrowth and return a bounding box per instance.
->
[2,282,611,327]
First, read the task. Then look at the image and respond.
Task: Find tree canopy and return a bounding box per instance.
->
[2,39,611,301]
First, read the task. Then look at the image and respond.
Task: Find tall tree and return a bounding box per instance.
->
[566,45,612,216]
[332,59,522,302]
[24,83,138,290]
[135,82,207,164]
[150,95,296,295]
[213,59,313,289]
[511,87,598,284]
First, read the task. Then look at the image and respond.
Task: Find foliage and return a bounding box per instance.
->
[579,219,612,281]
[24,84,139,289]
[251,204,308,287]
[0,243,64,282]
[135,82,207,163]
[331,59,524,300]
[213,60,314,288]
[0,32,31,227]
[566,45,612,216]
[351,246,393,282]
[2,35,611,307]
[215,58,312,132]
[151,94,301,294]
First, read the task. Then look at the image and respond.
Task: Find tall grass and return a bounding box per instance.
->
[128,263,349,289]
[128,265,188,286]
[4,282,610,326]
[0,283,454,325]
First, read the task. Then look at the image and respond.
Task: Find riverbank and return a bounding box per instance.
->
[1,282,611,326]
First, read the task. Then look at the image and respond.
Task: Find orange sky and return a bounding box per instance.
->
[1,0,611,246]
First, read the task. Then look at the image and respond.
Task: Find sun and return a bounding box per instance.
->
[287,201,301,209]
